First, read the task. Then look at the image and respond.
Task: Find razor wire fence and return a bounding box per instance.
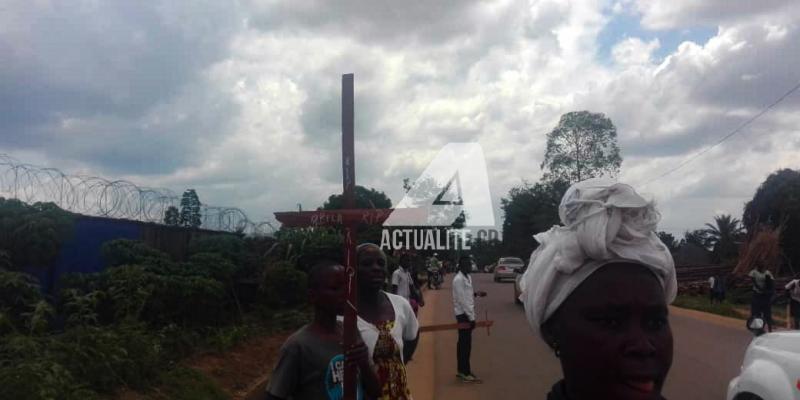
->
[0,154,276,235]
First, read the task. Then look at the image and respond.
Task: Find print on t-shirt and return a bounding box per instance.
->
[325,354,363,400]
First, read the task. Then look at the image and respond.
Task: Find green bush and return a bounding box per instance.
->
[157,366,228,400]
[185,252,239,282]
[157,323,204,361]
[101,239,170,268]
[273,228,343,271]
[0,335,98,400]
[53,324,163,393]
[272,308,312,331]
[60,288,107,327]
[0,270,45,334]
[104,265,228,327]
[0,357,98,400]
[152,274,228,327]
[261,262,308,307]
[206,324,253,352]
[188,234,244,265]
[0,198,75,269]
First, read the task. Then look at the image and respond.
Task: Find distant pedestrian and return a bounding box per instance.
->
[393,253,424,315]
[391,254,414,301]
[785,274,800,330]
[452,254,487,383]
[749,264,775,332]
[711,274,726,304]
[427,254,442,289]
[708,275,717,304]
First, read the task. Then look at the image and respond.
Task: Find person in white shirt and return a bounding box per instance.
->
[708,276,716,304]
[391,255,414,301]
[786,275,800,329]
[452,254,487,383]
[392,253,423,314]
[749,264,775,332]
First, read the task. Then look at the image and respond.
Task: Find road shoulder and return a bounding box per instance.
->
[670,305,745,330]
[408,287,437,400]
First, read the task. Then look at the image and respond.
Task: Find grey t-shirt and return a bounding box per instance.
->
[266,324,363,400]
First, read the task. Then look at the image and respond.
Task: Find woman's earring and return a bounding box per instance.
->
[552,342,561,358]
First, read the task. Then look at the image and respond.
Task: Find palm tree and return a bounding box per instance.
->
[703,214,745,263]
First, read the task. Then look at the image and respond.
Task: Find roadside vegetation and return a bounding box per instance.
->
[0,199,342,399]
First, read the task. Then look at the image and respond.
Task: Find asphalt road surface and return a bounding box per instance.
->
[408,272,754,400]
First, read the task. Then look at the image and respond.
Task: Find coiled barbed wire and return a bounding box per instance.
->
[0,154,277,236]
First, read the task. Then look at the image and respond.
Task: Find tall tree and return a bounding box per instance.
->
[703,214,744,263]
[471,237,504,269]
[320,185,392,246]
[541,111,622,184]
[320,185,391,210]
[179,189,202,228]
[743,168,800,271]
[501,180,568,258]
[681,229,710,249]
[163,206,180,226]
[656,231,679,252]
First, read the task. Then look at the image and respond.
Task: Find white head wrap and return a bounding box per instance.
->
[518,178,677,338]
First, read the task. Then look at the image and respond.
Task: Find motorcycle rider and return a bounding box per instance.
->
[427,253,442,289]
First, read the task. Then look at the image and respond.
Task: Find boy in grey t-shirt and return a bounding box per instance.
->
[266,260,379,400]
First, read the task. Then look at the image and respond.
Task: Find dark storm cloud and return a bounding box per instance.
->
[0,1,241,173]
[245,0,484,46]
[299,77,387,149]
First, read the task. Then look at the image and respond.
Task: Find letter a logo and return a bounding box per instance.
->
[384,143,495,227]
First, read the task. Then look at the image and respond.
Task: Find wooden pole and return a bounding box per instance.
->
[341,73,358,400]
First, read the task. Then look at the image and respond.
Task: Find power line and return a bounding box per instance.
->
[640,80,800,187]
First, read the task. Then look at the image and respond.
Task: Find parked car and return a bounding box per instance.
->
[727,323,800,400]
[485,262,497,273]
[513,264,527,304]
[493,257,524,282]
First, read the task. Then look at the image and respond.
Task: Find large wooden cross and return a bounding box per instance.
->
[274,75,491,399]
[274,74,395,399]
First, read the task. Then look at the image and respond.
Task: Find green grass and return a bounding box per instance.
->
[154,367,229,400]
[672,295,742,318]
[672,294,790,324]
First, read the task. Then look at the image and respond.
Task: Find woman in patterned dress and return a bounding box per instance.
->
[355,243,420,400]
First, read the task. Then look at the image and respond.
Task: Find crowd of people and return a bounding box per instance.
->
[263,178,800,400]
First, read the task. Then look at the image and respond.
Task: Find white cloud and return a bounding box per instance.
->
[635,0,796,30]
[0,0,799,238]
[612,37,661,65]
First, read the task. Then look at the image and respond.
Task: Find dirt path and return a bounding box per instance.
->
[188,332,292,400]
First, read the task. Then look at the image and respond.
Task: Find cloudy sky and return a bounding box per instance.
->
[2,0,799,238]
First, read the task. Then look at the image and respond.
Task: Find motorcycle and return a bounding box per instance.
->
[428,268,443,290]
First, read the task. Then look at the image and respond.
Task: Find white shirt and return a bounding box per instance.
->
[452,271,476,321]
[391,267,413,301]
[749,269,774,293]
[354,292,419,365]
[786,279,800,302]
[708,276,715,288]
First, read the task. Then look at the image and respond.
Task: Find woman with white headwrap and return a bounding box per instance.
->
[518,178,677,400]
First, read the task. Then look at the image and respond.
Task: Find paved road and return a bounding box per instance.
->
[408,273,754,400]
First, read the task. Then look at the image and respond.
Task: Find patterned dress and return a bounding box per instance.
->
[371,320,412,400]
